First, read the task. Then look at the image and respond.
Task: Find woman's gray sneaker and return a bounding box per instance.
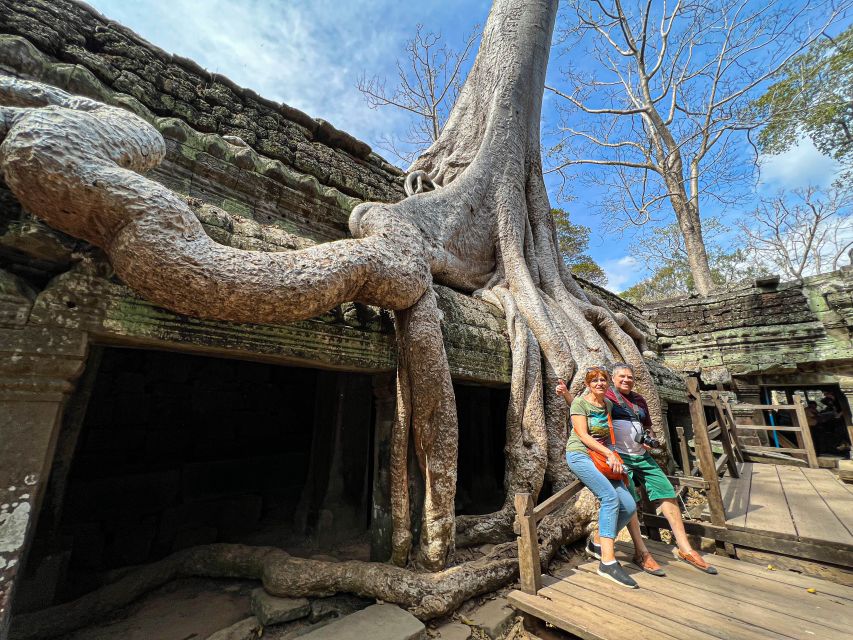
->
[585,536,601,560]
[597,561,639,589]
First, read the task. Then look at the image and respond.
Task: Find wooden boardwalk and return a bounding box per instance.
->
[709,462,853,566]
[508,539,853,640]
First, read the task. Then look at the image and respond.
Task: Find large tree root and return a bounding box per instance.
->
[10,494,597,640]
[0,0,673,598]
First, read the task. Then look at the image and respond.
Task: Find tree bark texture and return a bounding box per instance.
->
[0,0,665,629]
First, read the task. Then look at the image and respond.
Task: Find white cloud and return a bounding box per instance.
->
[759,138,841,189]
[86,0,482,156]
[600,255,642,293]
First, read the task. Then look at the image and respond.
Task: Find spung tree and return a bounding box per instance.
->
[2,1,658,636]
[549,0,848,296]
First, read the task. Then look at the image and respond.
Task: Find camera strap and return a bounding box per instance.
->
[610,386,644,434]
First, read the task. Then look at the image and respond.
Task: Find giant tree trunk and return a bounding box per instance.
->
[644,109,715,296]
[0,0,665,632]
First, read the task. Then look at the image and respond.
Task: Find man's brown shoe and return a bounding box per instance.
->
[633,551,666,576]
[677,549,718,574]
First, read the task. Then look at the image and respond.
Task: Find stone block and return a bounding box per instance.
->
[217,494,263,536]
[249,588,310,626]
[181,456,301,501]
[11,550,70,613]
[435,622,471,639]
[103,516,158,567]
[206,616,261,640]
[69,523,106,569]
[66,470,180,521]
[297,604,424,640]
[467,597,515,639]
[308,594,372,623]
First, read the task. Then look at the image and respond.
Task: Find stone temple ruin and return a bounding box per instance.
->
[0,1,851,639]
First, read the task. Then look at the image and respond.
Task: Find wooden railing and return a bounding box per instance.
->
[685,378,820,529]
[729,399,819,468]
[514,480,583,594]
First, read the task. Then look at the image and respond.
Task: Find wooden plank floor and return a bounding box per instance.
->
[707,462,853,552]
[508,539,853,640]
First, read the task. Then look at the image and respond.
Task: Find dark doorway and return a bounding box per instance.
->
[20,347,374,610]
[454,383,508,516]
[762,384,852,456]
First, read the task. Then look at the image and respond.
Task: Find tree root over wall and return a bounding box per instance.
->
[1,0,669,636]
[10,493,598,640]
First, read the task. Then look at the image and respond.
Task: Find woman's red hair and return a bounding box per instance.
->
[584,368,610,385]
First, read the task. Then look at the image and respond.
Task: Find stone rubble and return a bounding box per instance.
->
[249,588,311,626]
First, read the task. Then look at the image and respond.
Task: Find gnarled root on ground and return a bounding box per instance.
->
[10,494,597,640]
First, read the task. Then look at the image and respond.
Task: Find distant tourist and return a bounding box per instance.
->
[806,401,820,428]
[556,367,638,589]
[818,391,849,453]
[587,363,717,575]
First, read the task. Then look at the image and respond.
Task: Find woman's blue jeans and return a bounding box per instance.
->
[566,450,636,539]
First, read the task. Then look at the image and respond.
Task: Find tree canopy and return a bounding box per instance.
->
[620,219,759,303]
[755,25,853,173]
[551,208,607,286]
[547,0,847,296]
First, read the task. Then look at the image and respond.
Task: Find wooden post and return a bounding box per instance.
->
[712,394,740,478]
[514,493,541,595]
[687,378,726,527]
[793,395,819,469]
[676,426,692,475]
[722,399,745,463]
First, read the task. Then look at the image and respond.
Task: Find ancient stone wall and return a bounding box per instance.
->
[644,270,853,382]
[0,0,404,204]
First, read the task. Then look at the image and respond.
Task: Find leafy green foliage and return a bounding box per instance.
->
[755,26,853,170]
[620,220,763,304]
[551,208,607,286]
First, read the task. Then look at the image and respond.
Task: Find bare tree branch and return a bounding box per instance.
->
[548,0,851,294]
[357,24,479,164]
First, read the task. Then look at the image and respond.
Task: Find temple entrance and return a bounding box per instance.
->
[17,347,374,612]
[454,382,508,516]
[16,347,510,614]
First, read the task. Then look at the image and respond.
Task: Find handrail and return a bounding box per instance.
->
[745,445,807,454]
[514,480,585,594]
[668,475,708,489]
[733,403,802,411]
[736,423,802,432]
[532,480,583,523]
[729,397,818,468]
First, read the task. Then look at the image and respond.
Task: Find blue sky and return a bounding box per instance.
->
[86,1,845,292]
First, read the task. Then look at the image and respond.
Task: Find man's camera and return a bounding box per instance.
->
[633,431,661,448]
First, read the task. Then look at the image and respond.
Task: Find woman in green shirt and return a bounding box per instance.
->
[558,367,638,589]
